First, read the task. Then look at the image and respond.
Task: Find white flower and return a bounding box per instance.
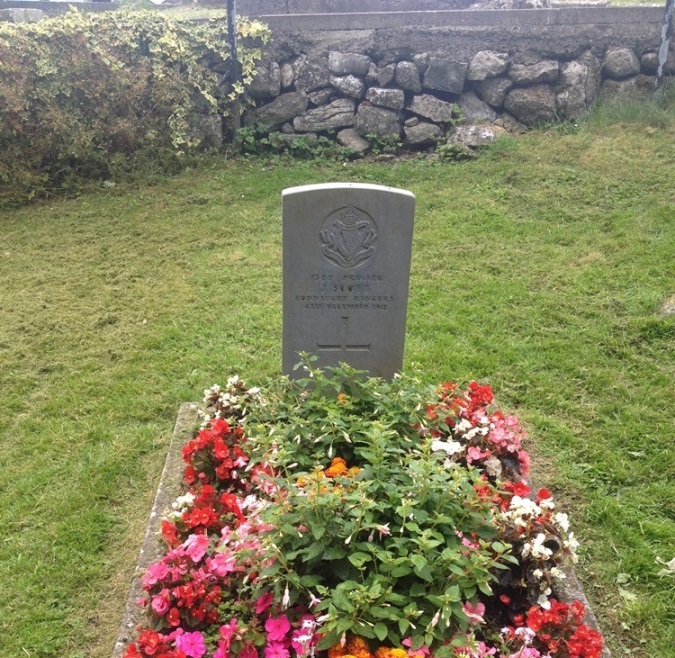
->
[554,512,570,532]
[550,567,566,580]
[431,439,464,456]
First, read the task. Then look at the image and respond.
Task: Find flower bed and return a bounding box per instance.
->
[123,361,604,658]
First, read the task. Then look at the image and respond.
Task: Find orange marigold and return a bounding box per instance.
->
[375,648,391,658]
[347,637,370,655]
[325,457,348,478]
[328,645,347,658]
[346,466,361,477]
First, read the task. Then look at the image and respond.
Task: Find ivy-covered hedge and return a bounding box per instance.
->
[0,10,269,206]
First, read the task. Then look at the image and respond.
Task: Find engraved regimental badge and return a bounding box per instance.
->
[320,205,377,268]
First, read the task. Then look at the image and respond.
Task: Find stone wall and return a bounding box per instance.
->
[241,8,673,152]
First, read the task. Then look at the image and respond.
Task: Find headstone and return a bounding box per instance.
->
[282,183,415,379]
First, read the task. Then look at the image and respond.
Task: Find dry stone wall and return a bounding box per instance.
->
[241,8,673,152]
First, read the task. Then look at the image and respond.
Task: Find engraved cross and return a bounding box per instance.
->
[317,316,371,356]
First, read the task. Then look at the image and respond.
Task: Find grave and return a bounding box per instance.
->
[282,183,415,379]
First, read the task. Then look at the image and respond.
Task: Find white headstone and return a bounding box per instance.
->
[282,183,415,379]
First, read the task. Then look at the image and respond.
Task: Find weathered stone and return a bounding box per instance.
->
[407,94,457,123]
[641,50,675,74]
[293,98,356,132]
[467,50,509,81]
[273,132,319,147]
[366,87,406,111]
[376,63,396,87]
[294,55,330,92]
[413,53,430,75]
[600,75,653,101]
[329,51,372,76]
[504,85,558,125]
[493,113,528,134]
[395,61,422,93]
[248,61,281,99]
[330,74,366,99]
[336,128,371,153]
[282,183,415,379]
[557,60,597,120]
[366,63,379,86]
[475,77,513,108]
[447,123,507,148]
[281,123,295,134]
[309,88,335,107]
[249,92,308,131]
[0,8,45,22]
[509,60,559,85]
[578,51,602,109]
[603,47,640,79]
[404,116,420,127]
[404,121,443,146]
[188,114,223,149]
[354,103,401,138]
[458,91,498,122]
[423,57,468,94]
[280,62,295,89]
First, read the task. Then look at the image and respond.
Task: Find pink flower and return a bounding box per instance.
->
[402,638,430,658]
[142,560,169,588]
[214,642,227,658]
[475,642,497,657]
[265,615,291,642]
[265,642,290,658]
[184,534,210,563]
[151,589,171,616]
[463,601,486,626]
[255,591,275,615]
[219,618,239,650]
[175,630,206,658]
[207,552,237,577]
[466,446,490,464]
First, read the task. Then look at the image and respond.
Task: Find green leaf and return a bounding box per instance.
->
[409,582,427,597]
[317,630,340,651]
[374,622,388,641]
[410,554,427,570]
[312,524,326,540]
[398,618,410,635]
[391,564,413,577]
[348,551,371,568]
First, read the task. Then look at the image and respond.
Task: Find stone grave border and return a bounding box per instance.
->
[113,401,611,658]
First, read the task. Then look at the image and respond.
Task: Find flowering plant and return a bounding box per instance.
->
[124,362,603,658]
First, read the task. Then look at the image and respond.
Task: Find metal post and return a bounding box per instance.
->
[226,0,241,146]
[655,0,675,95]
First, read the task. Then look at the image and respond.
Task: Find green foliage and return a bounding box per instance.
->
[246,360,510,649]
[238,126,355,160]
[435,143,474,162]
[0,9,269,205]
[367,133,403,155]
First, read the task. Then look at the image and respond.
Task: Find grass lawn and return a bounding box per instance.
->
[0,105,673,658]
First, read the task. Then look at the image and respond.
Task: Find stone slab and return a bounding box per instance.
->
[282,183,415,379]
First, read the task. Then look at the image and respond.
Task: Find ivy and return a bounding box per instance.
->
[0,9,269,205]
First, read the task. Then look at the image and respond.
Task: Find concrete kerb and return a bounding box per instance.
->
[114,401,611,657]
[112,403,199,658]
[256,7,663,32]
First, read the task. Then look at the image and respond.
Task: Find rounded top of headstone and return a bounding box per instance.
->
[282,182,415,200]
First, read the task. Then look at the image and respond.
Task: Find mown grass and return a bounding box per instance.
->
[1,101,674,658]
